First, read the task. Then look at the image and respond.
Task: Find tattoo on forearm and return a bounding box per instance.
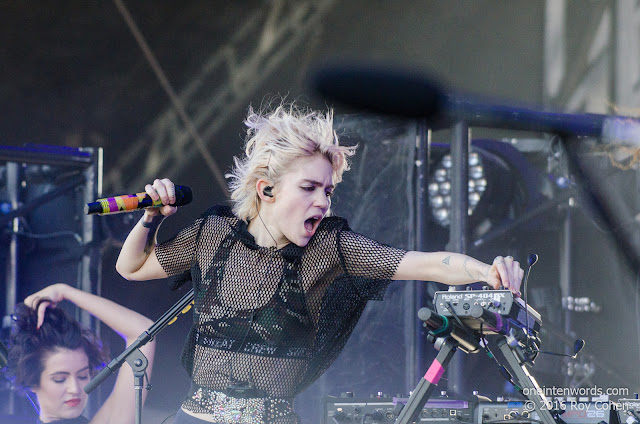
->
[463,257,474,279]
[143,230,156,255]
[141,216,163,255]
[443,255,451,265]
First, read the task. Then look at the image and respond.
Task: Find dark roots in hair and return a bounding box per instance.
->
[5,299,109,393]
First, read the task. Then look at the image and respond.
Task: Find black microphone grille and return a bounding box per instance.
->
[527,253,539,266]
[173,185,193,206]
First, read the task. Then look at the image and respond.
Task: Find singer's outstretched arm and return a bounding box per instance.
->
[116,178,177,281]
[393,251,522,293]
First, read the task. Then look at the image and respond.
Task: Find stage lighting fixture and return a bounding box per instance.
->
[427,139,541,237]
[428,150,487,227]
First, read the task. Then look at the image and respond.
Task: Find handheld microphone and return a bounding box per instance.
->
[85,185,193,215]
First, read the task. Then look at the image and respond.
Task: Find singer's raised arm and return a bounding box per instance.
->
[115,178,178,281]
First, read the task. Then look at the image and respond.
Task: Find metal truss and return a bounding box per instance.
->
[105,0,336,193]
[544,0,640,112]
[544,0,612,111]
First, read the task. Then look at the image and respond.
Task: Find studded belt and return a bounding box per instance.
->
[186,386,295,424]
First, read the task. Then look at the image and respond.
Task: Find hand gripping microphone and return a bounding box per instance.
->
[85,185,193,215]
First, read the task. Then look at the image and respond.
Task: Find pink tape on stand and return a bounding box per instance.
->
[424,359,445,384]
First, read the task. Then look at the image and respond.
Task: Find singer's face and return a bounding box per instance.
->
[271,154,334,247]
[32,348,90,422]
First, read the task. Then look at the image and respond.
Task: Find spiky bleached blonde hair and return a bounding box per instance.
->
[226,103,356,222]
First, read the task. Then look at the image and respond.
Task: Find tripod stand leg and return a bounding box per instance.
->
[497,337,558,424]
[396,337,458,424]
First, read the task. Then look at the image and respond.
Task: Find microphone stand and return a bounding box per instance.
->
[84,288,195,424]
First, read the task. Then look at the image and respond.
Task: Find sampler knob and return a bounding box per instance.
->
[333,411,346,421]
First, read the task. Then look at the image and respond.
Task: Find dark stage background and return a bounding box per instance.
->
[2,2,640,423]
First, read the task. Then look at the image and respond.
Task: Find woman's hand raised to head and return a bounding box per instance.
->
[23,283,71,329]
[144,178,178,217]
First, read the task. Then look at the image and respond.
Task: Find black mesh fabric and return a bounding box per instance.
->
[155,205,406,421]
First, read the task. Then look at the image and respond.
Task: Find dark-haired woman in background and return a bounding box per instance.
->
[6,283,156,424]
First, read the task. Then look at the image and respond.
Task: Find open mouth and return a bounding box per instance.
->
[304,215,322,234]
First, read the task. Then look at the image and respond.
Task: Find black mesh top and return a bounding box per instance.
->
[155,206,406,407]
